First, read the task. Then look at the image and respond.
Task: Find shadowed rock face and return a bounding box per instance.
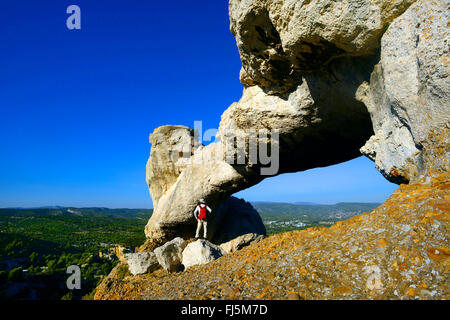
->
[144,0,449,244]
[209,197,266,245]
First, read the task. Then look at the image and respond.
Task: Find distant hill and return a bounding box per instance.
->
[1,203,380,223]
[250,201,381,223]
[0,207,153,219]
[292,201,319,205]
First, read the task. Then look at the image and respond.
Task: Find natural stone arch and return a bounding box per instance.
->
[143,0,449,246]
[144,53,377,244]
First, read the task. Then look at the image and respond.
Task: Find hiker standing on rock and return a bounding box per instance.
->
[193,198,211,239]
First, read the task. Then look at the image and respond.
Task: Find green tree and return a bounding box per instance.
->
[8,266,23,282]
[46,259,57,273]
[29,252,39,264]
[28,265,41,274]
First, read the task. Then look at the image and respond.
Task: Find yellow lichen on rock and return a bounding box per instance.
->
[95,173,449,300]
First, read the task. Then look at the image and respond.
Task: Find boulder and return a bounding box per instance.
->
[123,252,158,276]
[209,198,266,245]
[219,233,264,254]
[142,2,395,244]
[181,239,225,269]
[153,237,187,273]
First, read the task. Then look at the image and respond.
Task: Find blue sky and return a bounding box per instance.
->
[0,1,397,208]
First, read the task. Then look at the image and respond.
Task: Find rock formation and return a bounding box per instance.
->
[209,197,266,245]
[124,252,159,276]
[357,0,450,183]
[153,237,187,273]
[144,125,266,245]
[181,239,225,269]
[229,0,416,94]
[99,245,131,262]
[145,125,195,211]
[126,238,227,274]
[94,172,450,300]
[144,0,448,245]
[219,233,264,254]
[95,0,449,300]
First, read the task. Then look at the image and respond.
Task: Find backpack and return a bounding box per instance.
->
[198,204,207,220]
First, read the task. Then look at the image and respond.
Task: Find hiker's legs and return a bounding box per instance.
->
[203,221,207,239]
[195,220,202,238]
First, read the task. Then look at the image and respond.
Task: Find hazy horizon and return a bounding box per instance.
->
[0,196,384,210]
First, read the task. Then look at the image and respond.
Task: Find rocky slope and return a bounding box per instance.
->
[95,0,449,300]
[144,125,266,245]
[95,172,449,300]
[358,0,450,183]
